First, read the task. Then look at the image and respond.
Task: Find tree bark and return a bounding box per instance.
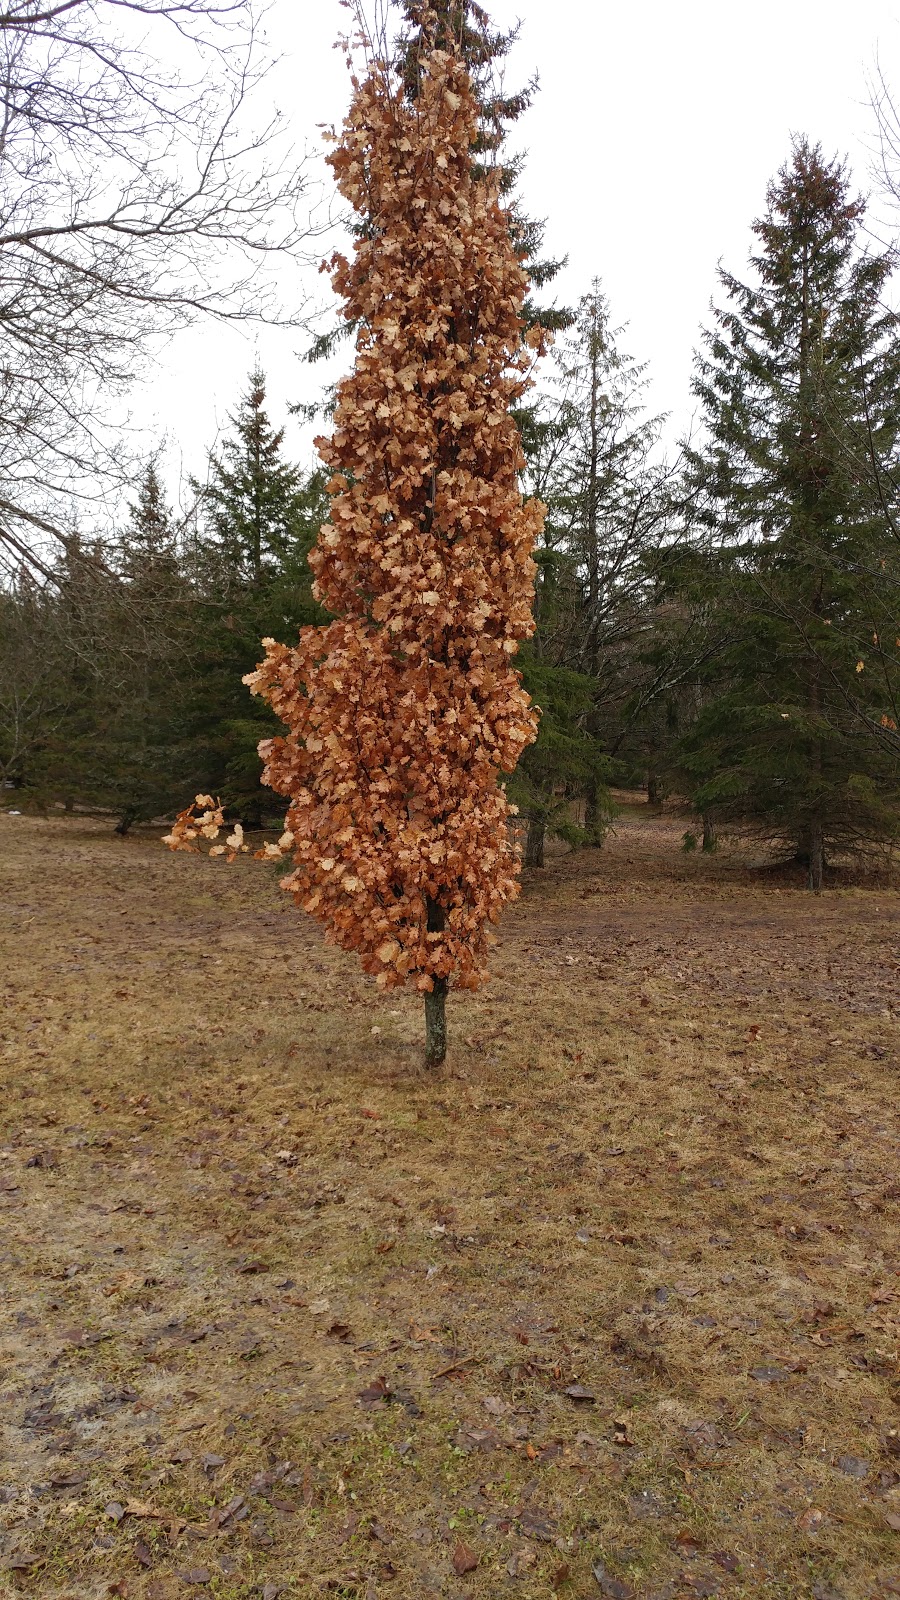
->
[647,770,661,806]
[524,814,545,868]
[701,812,717,852]
[807,818,824,893]
[584,781,604,844]
[424,977,448,1069]
[423,897,448,1069]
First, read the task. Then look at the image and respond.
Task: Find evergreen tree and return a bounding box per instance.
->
[123,461,177,571]
[511,388,615,861]
[193,369,328,820]
[511,651,613,865]
[101,462,196,833]
[682,141,900,886]
[0,567,71,794]
[553,288,667,809]
[203,366,314,584]
[514,284,670,856]
[29,470,199,831]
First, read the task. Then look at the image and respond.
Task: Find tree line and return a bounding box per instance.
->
[521,137,900,884]
[1,2,899,892]
[0,371,328,832]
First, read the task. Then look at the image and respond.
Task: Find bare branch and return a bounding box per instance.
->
[0,0,320,563]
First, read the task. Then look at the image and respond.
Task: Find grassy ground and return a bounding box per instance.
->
[0,800,898,1600]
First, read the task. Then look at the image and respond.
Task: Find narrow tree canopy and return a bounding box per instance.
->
[235,25,543,993]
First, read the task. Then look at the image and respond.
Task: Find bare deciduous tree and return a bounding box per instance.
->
[0,0,317,568]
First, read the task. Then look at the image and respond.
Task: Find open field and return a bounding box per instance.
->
[0,802,898,1600]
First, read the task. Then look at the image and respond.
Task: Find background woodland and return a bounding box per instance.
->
[1,0,899,891]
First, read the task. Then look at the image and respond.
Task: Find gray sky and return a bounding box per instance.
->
[137,0,900,499]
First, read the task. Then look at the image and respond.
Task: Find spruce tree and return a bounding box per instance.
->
[513,284,668,855]
[123,462,177,572]
[0,568,71,794]
[203,366,315,585]
[105,465,195,832]
[33,467,197,831]
[193,370,328,819]
[683,141,900,886]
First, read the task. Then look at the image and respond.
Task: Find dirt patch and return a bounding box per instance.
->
[0,807,898,1599]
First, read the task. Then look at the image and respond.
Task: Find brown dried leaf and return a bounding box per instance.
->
[452,1539,479,1575]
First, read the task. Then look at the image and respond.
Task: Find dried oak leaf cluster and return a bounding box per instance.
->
[169,34,544,994]
[163,798,249,861]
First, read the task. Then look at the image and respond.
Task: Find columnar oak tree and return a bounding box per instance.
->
[168,12,543,1065]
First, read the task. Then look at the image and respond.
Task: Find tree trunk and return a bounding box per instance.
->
[423,897,447,1069]
[424,977,448,1069]
[807,819,824,893]
[647,770,661,806]
[584,781,604,845]
[524,814,545,868]
[114,808,136,837]
[701,812,717,852]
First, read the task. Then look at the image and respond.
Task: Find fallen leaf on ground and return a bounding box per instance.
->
[712,1550,739,1572]
[482,1395,509,1415]
[359,1375,393,1403]
[796,1506,826,1532]
[564,1384,595,1403]
[518,1507,557,1542]
[592,1559,633,1599]
[452,1539,479,1575]
[676,1531,702,1554]
[125,1500,168,1519]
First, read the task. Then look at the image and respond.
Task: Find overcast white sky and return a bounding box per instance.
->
[139,0,900,500]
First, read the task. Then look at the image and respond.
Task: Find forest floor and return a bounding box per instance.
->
[0,799,898,1600]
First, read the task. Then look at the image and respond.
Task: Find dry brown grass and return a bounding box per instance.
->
[0,801,898,1600]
